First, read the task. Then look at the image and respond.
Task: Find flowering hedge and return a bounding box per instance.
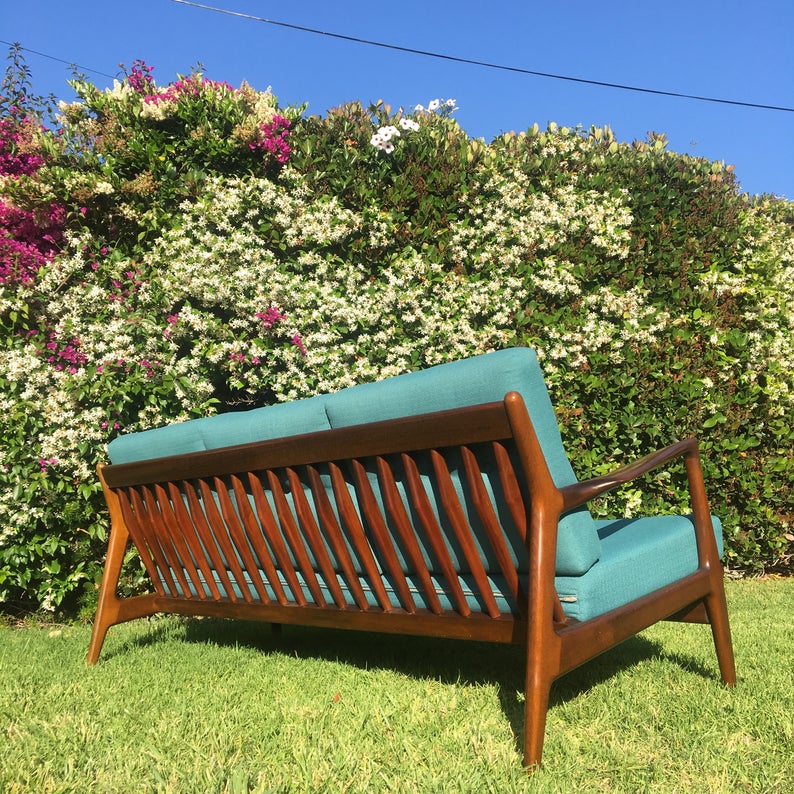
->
[1,51,792,612]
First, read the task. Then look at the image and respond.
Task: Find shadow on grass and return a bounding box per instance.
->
[107,615,719,757]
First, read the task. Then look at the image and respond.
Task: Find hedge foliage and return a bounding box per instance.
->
[1,49,792,611]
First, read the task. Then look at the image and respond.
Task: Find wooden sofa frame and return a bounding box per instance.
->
[87,391,736,770]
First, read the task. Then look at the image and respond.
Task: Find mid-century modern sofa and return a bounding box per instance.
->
[87,346,736,770]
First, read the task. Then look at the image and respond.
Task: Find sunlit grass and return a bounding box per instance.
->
[1,578,792,792]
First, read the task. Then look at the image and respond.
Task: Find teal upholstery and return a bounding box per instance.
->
[164,512,721,622]
[325,348,600,576]
[108,394,331,464]
[107,347,602,577]
[554,515,724,621]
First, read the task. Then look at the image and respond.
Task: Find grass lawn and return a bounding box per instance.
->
[1,577,792,793]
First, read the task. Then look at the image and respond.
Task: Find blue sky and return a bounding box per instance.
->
[3,0,793,198]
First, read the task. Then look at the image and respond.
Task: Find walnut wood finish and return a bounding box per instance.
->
[87,391,735,771]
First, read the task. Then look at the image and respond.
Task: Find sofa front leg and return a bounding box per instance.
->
[522,665,554,771]
[704,575,736,687]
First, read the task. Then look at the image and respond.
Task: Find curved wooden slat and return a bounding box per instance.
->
[215,476,271,604]
[141,484,193,598]
[401,453,470,617]
[328,462,393,612]
[266,470,327,606]
[197,478,251,603]
[182,480,238,600]
[350,459,417,613]
[460,445,526,618]
[430,449,501,618]
[230,475,287,605]
[306,465,369,610]
[247,472,306,606]
[490,442,565,623]
[169,481,222,600]
[287,467,347,608]
[153,483,203,599]
[491,442,528,542]
[115,487,168,596]
[132,486,181,596]
[376,456,442,614]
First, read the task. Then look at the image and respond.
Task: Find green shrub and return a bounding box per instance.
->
[0,54,791,612]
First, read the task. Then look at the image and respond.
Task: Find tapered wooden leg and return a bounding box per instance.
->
[88,466,161,664]
[523,666,553,771]
[87,518,130,665]
[704,579,736,686]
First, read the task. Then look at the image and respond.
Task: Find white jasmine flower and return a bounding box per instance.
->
[378,125,400,141]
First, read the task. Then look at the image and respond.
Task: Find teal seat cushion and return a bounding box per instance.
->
[325,348,601,577]
[108,394,332,464]
[554,514,723,622]
[164,566,523,616]
[163,513,720,620]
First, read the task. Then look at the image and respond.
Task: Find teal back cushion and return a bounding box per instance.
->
[325,348,601,576]
[107,394,332,464]
[107,348,600,577]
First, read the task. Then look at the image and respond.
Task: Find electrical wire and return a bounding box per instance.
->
[171,0,794,113]
[0,39,117,81]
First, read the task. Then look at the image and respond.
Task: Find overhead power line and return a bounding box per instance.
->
[171,0,794,114]
[0,39,117,81]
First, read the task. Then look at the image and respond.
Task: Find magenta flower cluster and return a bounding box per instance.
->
[127,60,233,103]
[0,112,65,287]
[0,200,64,287]
[141,72,234,107]
[126,60,156,94]
[249,115,292,164]
[255,305,287,329]
[108,267,146,304]
[38,330,88,374]
[0,117,45,176]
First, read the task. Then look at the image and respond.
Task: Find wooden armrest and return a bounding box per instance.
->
[559,437,699,512]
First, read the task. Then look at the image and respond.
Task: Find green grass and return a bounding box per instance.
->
[1,578,792,793]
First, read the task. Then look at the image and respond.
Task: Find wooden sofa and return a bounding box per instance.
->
[87,347,736,770]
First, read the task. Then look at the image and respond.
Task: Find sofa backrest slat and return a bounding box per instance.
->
[165,482,219,600]
[399,451,473,617]
[461,444,527,619]
[266,469,327,607]
[246,472,306,606]
[126,486,172,597]
[216,475,272,604]
[286,467,346,608]
[230,474,288,605]
[329,461,395,612]
[181,480,235,600]
[306,464,371,610]
[375,455,444,614]
[349,458,418,613]
[154,482,205,599]
[430,449,501,618]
